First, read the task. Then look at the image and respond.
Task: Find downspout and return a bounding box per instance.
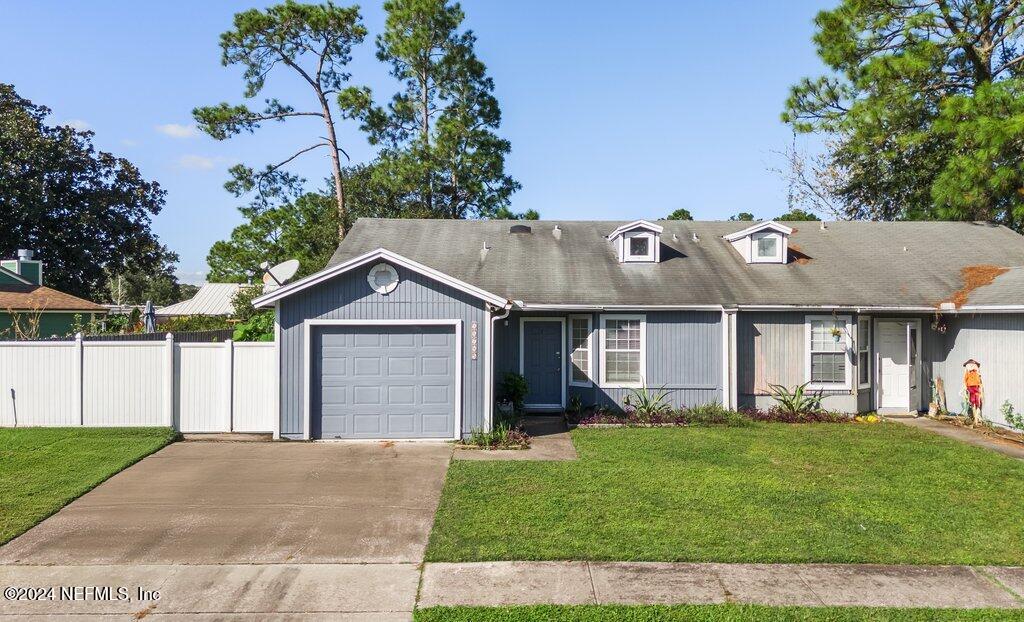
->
[485,300,514,432]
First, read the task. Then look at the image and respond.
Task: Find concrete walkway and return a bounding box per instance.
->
[895,416,1024,460]
[419,561,1024,609]
[0,563,416,619]
[454,415,578,461]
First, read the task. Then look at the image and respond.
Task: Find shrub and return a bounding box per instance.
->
[1002,400,1024,431]
[567,394,583,415]
[742,406,850,423]
[767,382,825,417]
[684,402,750,426]
[232,310,274,342]
[499,372,529,413]
[465,420,530,449]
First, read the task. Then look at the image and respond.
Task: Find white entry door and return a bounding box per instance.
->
[875,320,920,412]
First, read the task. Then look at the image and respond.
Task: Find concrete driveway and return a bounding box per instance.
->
[0,440,452,565]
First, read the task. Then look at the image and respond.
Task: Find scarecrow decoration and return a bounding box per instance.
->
[962,359,984,425]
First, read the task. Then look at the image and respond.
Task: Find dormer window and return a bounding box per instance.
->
[626,232,653,261]
[723,221,793,265]
[608,220,663,263]
[753,231,781,262]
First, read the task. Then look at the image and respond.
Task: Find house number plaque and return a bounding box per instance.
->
[470,321,478,360]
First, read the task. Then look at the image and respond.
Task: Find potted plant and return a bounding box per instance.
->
[830,325,843,342]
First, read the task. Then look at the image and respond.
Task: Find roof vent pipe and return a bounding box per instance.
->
[672,233,679,242]
[480,242,491,262]
[691,232,700,242]
[552,225,562,240]
[820,221,827,231]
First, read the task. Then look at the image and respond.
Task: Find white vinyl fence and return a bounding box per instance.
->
[0,335,276,433]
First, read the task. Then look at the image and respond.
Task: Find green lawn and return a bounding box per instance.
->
[414,605,1024,622]
[426,423,1024,564]
[0,427,177,544]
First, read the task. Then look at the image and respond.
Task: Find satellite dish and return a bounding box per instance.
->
[262,259,300,289]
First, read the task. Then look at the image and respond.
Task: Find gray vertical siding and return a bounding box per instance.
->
[737,312,804,394]
[494,310,722,410]
[736,311,858,413]
[929,313,1024,427]
[278,266,488,439]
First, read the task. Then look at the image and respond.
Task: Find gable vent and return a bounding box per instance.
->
[509,224,532,234]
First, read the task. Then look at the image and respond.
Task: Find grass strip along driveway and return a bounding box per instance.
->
[414,605,1024,621]
[426,423,1024,565]
[0,427,177,544]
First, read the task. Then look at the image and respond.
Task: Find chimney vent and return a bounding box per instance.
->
[509,224,532,234]
[17,249,34,260]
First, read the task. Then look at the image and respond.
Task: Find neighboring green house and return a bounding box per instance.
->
[0,250,106,339]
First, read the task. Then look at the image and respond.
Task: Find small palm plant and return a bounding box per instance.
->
[623,384,670,422]
[767,382,824,417]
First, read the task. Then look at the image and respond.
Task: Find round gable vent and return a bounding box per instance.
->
[367,262,399,294]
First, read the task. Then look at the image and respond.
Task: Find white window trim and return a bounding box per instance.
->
[750,231,783,263]
[569,314,593,387]
[623,231,656,262]
[804,314,853,391]
[857,316,871,389]
[599,313,647,388]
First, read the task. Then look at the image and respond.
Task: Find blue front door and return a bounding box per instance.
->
[522,320,563,408]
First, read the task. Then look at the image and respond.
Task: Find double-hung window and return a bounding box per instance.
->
[805,315,851,389]
[857,317,871,388]
[569,315,593,387]
[600,314,646,387]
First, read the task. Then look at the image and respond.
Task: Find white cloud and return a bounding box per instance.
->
[156,123,198,138]
[174,270,208,286]
[176,154,218,170]
[120,139,138,147]
[64,119,91,131]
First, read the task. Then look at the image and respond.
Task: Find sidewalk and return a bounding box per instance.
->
[419,561,1024,609]
[895,416,1024,460]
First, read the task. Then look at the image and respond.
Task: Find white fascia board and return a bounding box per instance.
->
[606,219,664,239]
[738,303,1024,313]
[518,303,724,311]
[252,248,508,308]
[0,264,32,285]
[722,220,794,242]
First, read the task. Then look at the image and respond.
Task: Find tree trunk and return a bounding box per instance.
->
[319,95,347,241]
[421,67,433,215]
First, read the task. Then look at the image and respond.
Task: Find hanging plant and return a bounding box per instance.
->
[830,325,843,342]
[931,314,948,334]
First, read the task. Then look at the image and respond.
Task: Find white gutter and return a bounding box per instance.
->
[484,301,513,432]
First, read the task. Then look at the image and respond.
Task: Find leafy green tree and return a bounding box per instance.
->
[194,1,367,238]
[0,83,176,300]
[784,1,1024,230]
[491,206,539,220]
[339,0,519,219]
[774,208,820,221]
[105,267,187,306]
[666,208,693,221]
[729,212,755,222]
[207,192,340,283]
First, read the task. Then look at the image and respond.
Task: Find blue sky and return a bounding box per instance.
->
[1,1,830,283]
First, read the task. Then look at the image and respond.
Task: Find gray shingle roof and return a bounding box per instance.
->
[327,219,1024,308]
